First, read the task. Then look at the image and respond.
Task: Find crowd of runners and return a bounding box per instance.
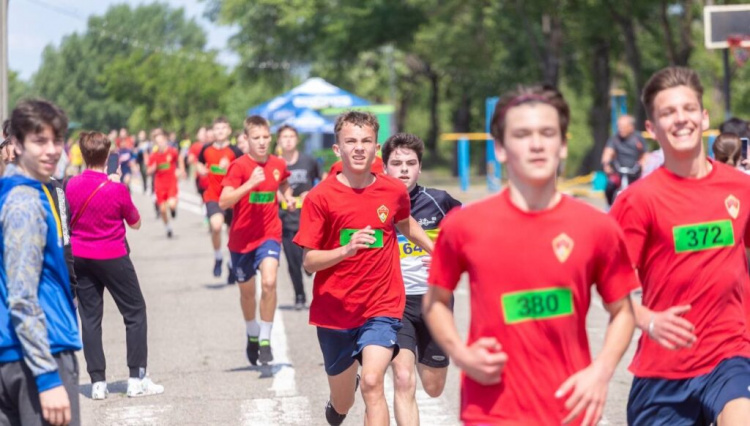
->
[1,64,750,426]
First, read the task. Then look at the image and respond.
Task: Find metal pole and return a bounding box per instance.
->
[1,0,8,121]
[458,138,469,192]
[723,49,731,120]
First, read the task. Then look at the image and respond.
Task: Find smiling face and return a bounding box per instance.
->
[496,103,566,187]
[333,123,379,174]
[645,85,708,160]
[385,147,421,191]
[15,125,63,182]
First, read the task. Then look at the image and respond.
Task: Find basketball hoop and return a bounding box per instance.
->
[728,34,750,66]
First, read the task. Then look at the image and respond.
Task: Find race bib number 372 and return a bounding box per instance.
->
[501,287,573,324]
[672,220,734,253]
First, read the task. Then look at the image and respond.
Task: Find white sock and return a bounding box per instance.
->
[259,320,273,341]
[246,320,260,337]
[165,223,172,232]
[214,250,223,261]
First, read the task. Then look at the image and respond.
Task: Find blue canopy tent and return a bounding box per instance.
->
[271,108,335,134]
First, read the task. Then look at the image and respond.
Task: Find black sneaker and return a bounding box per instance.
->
[294,295,306,311]
[258,340,273,365]
[325,400,347,426]
[167,229,173,239]
[246,336,259,366]
[213,259,223,278]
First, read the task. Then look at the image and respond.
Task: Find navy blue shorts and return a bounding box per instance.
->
[317,317,402,376]
[628,356,750,425]
[230,240,281,283]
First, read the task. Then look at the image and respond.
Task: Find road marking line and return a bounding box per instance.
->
[105,403,173,425]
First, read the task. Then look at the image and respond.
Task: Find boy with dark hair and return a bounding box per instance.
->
[424,85,637,426]
[276,124,322,309]
[382,132,461,425]
[612,66,750,425]
[294,111,434,425]
[1,99,82,426]
[198,117,243,282]
[219,115,295,366]
[148,128,185,238]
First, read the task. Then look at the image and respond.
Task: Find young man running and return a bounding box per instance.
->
[0,99,82,426]
[424,85,637,426]
[610,67,750,425]
[198,117,243,281]
[219,116,295,366]
[382,132,461,425]
[294,112,434,426]
[187,127,209,201]
[276,124,322,310]
[148,128,184,238]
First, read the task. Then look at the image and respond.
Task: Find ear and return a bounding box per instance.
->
[332,143,341,158]
[494,140,507,164]
[702,108,710,132]
[645,120,656,140]
[559,139,568,160]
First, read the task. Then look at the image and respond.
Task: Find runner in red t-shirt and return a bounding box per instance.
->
[294,112,434,426]
[147,128,184,238]
[198,117,243,282]
[328,155,384,176]
[219,116,295,367]
[610,67,750,425]
[187,127,209,199]
[425,85,637,426]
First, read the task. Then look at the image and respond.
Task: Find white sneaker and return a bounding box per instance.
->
[91,381,108,400]
[126,376,164,398]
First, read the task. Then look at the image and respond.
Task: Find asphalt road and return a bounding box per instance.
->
[76,179,637,425]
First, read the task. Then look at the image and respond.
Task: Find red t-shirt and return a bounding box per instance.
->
[148,147,178,188]
[199,143,243,202]
[189,142,209,190]
[610,160,750,379]
[294,174,411,329]
[428,190,638,425]
[222,155,290,253]
[328,156,384,176]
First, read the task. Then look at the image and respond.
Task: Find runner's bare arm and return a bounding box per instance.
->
[556,296,635,426]
[632,300,695,350]
[423,285,507,385]
[301,227,376,272]
[177,154,186,179]
[395,217,434,254]
[279,181,296,212]
[601,147,615,174]
[218,167,265,210]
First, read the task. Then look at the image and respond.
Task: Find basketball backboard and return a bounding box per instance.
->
[704,4,750,49]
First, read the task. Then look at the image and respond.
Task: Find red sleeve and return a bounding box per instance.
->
[222,159,246,188]
[394,185,410,223]
[427,213,466,291]
[609,191,650,271]
[293,192,327,250]
[593,217,641,303]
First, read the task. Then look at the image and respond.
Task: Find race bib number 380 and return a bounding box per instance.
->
[672,220,734,253]
[501,287,573,324]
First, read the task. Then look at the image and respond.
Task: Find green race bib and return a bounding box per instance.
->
[157,162,171,170]
[501,287,573,324]
[673,220,734,253]
[248,191,275,204]
[340,229,384,248]
[209,165,227,175]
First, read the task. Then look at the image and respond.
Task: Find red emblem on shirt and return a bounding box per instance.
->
[377,205,390,223]
[273,169,281,181]
[552,233,574,263]
[726,195,740,220]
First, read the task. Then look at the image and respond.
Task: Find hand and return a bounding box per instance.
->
[299,191,309,203]
[741,159,750,170]
[178,169,187,179]
[248,167,266,188]
[421,255,432,271]
[555,362,611,426]
[342,226,376,258]
[219,157,230,169]
[603,164,614,175]
[286,197,297,212]
[107,173,121,183]
[39,386,71,426]
[646,305,696,350]
[454,337,508,385]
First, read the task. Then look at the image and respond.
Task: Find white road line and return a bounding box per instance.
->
[104,404,173,426]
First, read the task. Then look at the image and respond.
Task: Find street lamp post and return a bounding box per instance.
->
[1,0,8,121]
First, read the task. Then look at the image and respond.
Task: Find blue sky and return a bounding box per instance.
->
[8,0,238,80]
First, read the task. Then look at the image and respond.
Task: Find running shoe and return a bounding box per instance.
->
[259,340,273,365]
[91,381,108,400]
[325,400,347,426]
[246,336,259,366]
[167,229,173,239]
[294,294,306,311]
[126,376,164,398]
[213,259,223,277]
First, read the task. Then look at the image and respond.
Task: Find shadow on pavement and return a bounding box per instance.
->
[78,380,128,399]
[224,363,293,379]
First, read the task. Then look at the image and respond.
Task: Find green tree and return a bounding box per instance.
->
[8,70,32,110]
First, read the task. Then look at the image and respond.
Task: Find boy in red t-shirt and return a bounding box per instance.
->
[424,86,637,426]
[187,126,209,199]
[611,67,750,425]
[147,128,184,238]
[294,111,434,426]
[197,117,243,282]
[219,116,295,366]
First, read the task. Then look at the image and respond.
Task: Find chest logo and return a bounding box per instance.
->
[377,205,390,223]
[725,195,740,220]
[552,233,574,263]
[273,169,281,181]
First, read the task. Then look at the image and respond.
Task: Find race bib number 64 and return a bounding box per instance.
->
[501,287,573,324]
